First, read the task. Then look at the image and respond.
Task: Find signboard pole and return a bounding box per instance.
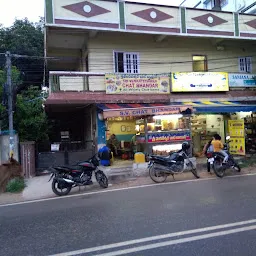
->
[144,117,149,155]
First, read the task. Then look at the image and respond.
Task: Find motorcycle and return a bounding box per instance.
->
[206,151,214,173]
[148,142,200,183]
[212,136,241,178]
[48,154,108,196]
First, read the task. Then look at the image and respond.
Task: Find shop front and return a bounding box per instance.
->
[175,101,256,156]
[97,71,256,161]
[171,72,256,156]
[97,104,193,159]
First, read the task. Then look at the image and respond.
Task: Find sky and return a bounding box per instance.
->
[0,0,195,27]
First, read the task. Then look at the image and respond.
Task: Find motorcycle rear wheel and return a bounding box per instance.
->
[96,171,108,188]
[213,159,225,178]
[149,164,168,183]
[52,179,72,196]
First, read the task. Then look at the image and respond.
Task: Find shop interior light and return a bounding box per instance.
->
[153,114,183,119]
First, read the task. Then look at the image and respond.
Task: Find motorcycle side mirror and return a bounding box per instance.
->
[226,136,230,140]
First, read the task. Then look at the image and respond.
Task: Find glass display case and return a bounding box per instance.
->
[134,114,192,155]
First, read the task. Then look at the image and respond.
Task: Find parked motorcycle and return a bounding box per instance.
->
[148,142,200,183]
[212,136,241,178]
[48,154,108,196]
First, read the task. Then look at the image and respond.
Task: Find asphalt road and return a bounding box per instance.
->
[1,174,256,256]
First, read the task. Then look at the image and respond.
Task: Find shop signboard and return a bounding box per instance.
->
[228,120,245,156]
[103,106,192,119]
[105,73,170,94]
[148,131,191,143]
[229,73,256,88]
[171,72,229,92]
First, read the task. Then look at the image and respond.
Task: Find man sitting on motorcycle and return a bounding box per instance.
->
[211,134,228,164]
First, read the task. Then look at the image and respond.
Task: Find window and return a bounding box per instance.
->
[204,0,228,9]
[220,0,228,7]
[114,51,139,73]
[192,55,208,72]
[238,57,252,73]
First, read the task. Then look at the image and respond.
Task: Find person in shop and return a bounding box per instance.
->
[211,134,229,163]
[107,134,120,157]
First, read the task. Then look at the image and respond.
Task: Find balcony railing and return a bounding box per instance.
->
[49,71,105,92]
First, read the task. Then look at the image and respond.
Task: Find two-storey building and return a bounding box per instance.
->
[44,0,256,163]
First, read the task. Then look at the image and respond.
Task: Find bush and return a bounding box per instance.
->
[6,178,26,193]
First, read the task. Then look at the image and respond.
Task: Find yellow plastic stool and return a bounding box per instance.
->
[134,152,145,163]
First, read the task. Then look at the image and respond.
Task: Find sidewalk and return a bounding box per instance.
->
[0,162,255,206]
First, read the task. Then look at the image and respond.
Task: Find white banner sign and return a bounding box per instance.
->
[171,72,229,92]
[229,73,256,87]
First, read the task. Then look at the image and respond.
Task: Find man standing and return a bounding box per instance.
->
[107,134,120,156]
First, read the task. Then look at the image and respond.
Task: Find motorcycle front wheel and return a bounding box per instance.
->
[187,162,200,179]
[95,171,108,188]
[149,164,167,183]
[52,179,72,196]
[213,159,225,178]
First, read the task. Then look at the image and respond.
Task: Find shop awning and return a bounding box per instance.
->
[97,103,193,118]
[176,101,256,113]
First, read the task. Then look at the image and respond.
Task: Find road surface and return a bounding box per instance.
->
[1,174,256,256]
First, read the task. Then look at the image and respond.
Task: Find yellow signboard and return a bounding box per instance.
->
[228,120,245,156]
[105,73,170,94]
[171,72,229,92]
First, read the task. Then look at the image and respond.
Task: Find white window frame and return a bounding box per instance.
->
[113,51,140,74]
[238,57,252,73]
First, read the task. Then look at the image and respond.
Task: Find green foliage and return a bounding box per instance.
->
[0,18,44,87]
[14,86,49,142]
[6,178,26,193]
[0,18,44,56]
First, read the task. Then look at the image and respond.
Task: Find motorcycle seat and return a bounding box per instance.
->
[212,152,225,158]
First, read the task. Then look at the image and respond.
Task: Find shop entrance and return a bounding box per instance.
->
[191,114,225,155]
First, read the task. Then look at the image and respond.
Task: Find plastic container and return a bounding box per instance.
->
[134,152,145,163]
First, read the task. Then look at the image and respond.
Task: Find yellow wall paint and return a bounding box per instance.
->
[88,33,256,91]
[107,121,136,137]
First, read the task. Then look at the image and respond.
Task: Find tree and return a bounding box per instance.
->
[0,18,44,91]
[14,86,49,142]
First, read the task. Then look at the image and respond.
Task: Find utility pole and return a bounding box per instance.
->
[5,51,14,158]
